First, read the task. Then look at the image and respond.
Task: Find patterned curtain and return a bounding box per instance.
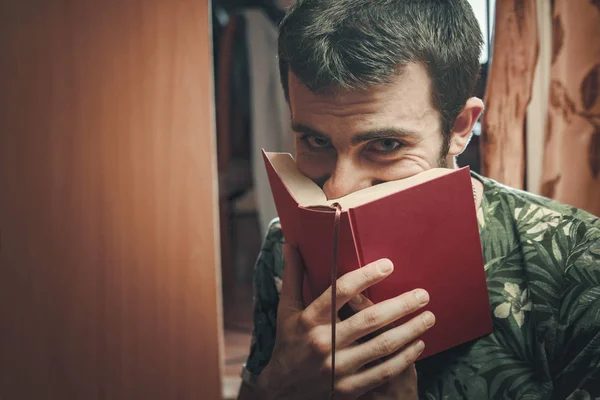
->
[481,0,539,190]
[540,0,600,216]
[481,0,600,217]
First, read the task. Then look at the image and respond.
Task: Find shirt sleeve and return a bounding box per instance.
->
[241,219,285,386]
[551,227,600,398]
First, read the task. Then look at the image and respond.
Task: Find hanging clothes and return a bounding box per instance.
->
[216,2,294,266]
[241,7,295,236]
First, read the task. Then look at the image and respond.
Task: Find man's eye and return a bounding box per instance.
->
[305,136,331,149]
[369,138,403,153]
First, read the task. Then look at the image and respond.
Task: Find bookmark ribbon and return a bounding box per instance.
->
[330,202,342,399]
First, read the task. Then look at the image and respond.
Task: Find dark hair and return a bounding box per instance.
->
[278,0,483,137]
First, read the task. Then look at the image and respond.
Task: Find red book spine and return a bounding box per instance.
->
[347,208,372,300]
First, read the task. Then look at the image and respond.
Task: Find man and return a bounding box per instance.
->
[237,1,600,399]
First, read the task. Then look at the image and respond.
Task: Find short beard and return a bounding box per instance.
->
[437,134,451,168]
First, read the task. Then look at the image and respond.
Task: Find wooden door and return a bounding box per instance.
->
[0,1,223,399]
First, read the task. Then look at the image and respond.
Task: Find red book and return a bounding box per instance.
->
[262,150,492,360]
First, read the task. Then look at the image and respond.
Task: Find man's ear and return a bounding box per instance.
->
[447,97,485,157]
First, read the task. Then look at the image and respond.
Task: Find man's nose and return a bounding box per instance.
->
[322,159,372,200]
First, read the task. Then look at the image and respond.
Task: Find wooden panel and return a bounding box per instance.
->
[0,1,223,399]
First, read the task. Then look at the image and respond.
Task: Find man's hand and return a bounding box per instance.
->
[256,244,435,400]
[358,366,418,400]
[349,294,419,400]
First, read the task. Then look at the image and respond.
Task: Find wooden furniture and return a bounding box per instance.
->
[0,1,223,398]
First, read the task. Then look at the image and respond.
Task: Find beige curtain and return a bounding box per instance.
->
[482,0,600,217]
[481,0,539,190]
[540,0,600,215]
[526,0,552,196]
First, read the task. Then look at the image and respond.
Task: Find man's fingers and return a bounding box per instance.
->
[348,293,374,313]
[347,293,391,347]
[336,310,435,373]
[336,289,430,348]
[335,340,425,399]
[278,243,305,318]
[304,258,394,324]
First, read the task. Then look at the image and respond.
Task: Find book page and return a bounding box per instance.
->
[325,168,455,209]
[265,151,462,209]
[267,152,327,205]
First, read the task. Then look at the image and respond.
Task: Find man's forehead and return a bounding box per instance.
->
[288,64,432,106]
[287,64,436,124]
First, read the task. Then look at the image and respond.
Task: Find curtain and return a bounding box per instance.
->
[480,0,539,190]
[525,0,552,197]
[482,0,600,216]
[539,0,600,215]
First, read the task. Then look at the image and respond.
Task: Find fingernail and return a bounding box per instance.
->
[414,340,425,353]
[377,259,393,274]
[422,311,435,328]
[349,294,364,306]
[414,289,429,305]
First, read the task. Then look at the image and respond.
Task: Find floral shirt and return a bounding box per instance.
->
[241,172,600,399]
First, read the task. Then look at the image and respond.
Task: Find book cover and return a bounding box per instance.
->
[262,150,492,360]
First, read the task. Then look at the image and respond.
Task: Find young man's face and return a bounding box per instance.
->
[288,63,482,199]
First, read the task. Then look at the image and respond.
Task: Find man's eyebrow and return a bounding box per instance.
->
[292,123,330,139]
[292,123,421,144]
[351,128,421,145]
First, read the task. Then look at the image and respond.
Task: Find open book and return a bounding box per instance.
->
[262,150,492,360]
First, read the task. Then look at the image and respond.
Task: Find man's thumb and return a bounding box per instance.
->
[279,243,305,316]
